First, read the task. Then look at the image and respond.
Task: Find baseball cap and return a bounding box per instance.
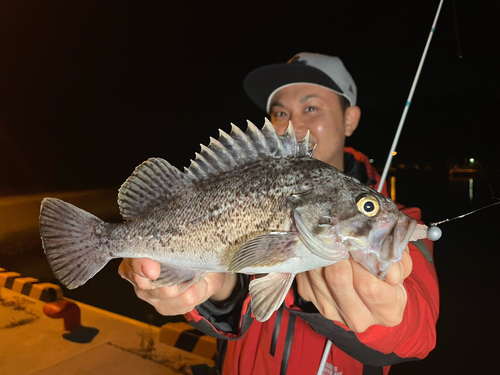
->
[243,52,357,113]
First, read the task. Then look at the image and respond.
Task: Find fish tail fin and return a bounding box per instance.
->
[40,197,111,289]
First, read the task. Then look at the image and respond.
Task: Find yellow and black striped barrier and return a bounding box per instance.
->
[0,267,63,302]
[160,321,217,360]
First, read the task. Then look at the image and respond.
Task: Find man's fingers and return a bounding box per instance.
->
[118,258,162,290]
[138,258,162,281]
[296,250,412,332]
[128,258,161,281]
[139,280,210,316]
[297,264,351,325]
[130,273,228,316]
[402,248,413,279]
[324,259,354,289]
[118,259,146,286]
[350,259,407,328]
[384,249,413,287]
[324,259,373,330]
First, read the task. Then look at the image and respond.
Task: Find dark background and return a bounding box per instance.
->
[1,1,500,374]
[1,0,499,195]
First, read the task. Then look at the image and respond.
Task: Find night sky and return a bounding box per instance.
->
[1,0,499,195]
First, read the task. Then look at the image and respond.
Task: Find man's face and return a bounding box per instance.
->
[268,84,360,170]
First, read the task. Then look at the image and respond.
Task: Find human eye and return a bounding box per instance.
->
[270,110,289,122]
[272,110,287,117]
[304,106,317,113]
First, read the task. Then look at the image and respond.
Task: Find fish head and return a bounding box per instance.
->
[331,185,417,278]
[294,176,417,279]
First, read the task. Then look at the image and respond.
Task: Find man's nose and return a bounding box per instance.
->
[289,117,308,140]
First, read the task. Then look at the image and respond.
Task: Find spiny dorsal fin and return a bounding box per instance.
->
[118,120,316,219]
[261,119,283,158]
[184,119,315,183]
[298,129,311,157]
[118,158,189,220]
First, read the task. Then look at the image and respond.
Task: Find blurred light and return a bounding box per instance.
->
[390,176,396,201]
[392,151,397,156]
[470,158,475,163]
[469,178,473,203]
[369,159,374,163]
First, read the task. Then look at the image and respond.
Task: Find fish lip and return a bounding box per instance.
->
[379,215,417,263]
[401,218,417,246]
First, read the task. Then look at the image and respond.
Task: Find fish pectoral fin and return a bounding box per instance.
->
[294,209,349,262]
[228,232,299,273]
[249,273,295,322]
[150,263,207,293]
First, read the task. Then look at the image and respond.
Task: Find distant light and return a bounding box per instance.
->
[470,158,475,163]
[390,176,396,201]
[369,159,374,163]
[392,151,397,156]
[469,178,474,203]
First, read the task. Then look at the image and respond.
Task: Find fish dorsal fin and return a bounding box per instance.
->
[118,158,189,220]
[184,119,314,183]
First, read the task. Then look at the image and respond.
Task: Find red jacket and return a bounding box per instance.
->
[186,148,439,375]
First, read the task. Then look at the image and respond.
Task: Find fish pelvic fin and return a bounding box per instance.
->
[118,158,189,220]
[184,119,314,184]
[228,232,299,273]
[39,198,111,289]
[249,273,295,322]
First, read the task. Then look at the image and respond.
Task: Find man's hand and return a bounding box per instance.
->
[118,258,236,316]
[120,247,412,327]
[296,247,412,332]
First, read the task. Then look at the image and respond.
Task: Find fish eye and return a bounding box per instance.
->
[357,195,380,217]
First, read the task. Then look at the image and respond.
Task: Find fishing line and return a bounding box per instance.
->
[430,159,500,227]
[430,199,500,227]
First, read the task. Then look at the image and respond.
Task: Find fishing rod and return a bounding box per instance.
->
[374,0,445,243]
[317,2,445,374]
[375,0,499,243]
[377,0,444,195]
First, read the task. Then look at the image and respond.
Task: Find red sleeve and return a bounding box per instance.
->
[354,206,439,359]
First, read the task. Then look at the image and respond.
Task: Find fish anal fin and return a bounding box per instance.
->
[249,273,295,322]
[150,263,207,293]
[228,232,299,273]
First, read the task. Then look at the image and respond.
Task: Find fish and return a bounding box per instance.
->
[39,119,417,322]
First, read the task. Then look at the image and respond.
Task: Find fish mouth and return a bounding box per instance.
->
[380,215,417,264]
[352,215,417,278]
[395,216,418,250]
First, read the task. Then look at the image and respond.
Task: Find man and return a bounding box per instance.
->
[119,53,439,374]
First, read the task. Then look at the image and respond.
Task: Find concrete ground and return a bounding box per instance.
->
[0,287,214,375]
